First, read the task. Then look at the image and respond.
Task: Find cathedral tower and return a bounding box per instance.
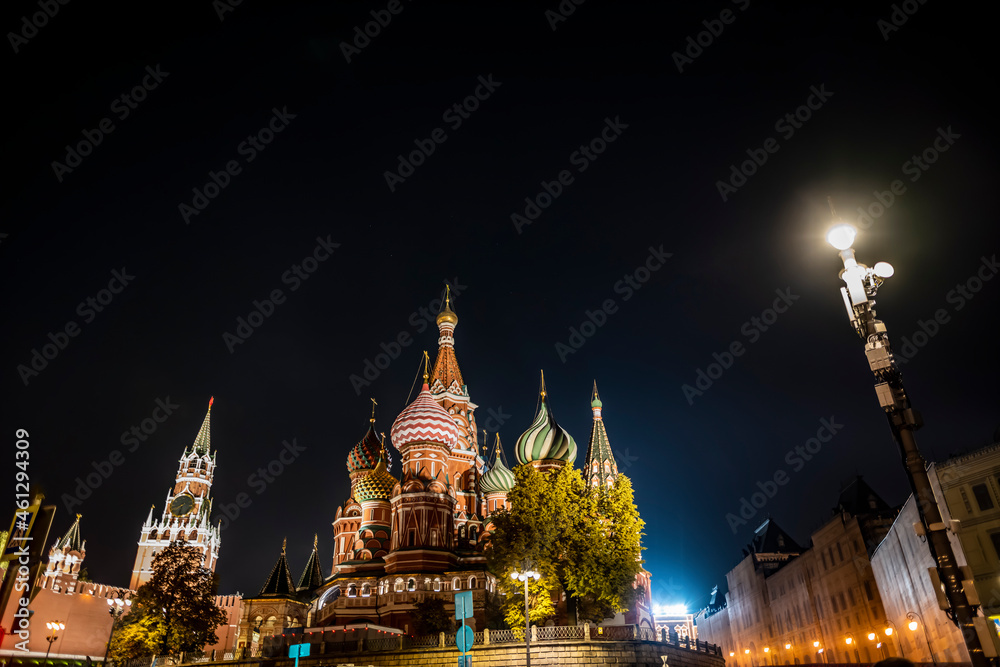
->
[428,288,483,541]
[583,381,619,489]
[41,514,86,593]
[130,398,221,589]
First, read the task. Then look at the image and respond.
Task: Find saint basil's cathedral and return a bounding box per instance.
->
[0,291,651,659]
[237,292,653,644]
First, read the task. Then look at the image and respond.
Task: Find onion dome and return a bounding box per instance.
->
[391,383,461,450]
[481,443,515,495]
[515,375,577,465]
[436,285,458,326]
[347,421,384,475]
[354,451,396,502]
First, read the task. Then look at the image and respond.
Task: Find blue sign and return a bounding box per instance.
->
[454,590,474,619]
[456,624,474,653]
[289,643,310,667]
[457,656,472,667]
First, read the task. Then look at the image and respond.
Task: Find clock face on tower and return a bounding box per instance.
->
[169,494,195,517]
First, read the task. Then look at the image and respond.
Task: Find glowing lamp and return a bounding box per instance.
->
[868,632,876,641]
[826,223,857,250]
[764,647,770,653]
[511,572,519,580]
[730,652,735,657]
[745,649,750,654]
[884,627,893,636]
[874,261,894,278]
[785,643,791,649]
[813,641,820,648]
[908,620,918,631]
[845,637,853,645]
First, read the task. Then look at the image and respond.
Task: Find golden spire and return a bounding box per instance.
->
[540,369,547,399]
[313,533,318,550]
[423,351,430,382]
[370,398,377,423]
[282,537,287,555]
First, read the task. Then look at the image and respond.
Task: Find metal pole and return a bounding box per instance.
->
[45,637,54,662]
[827,228,987,667]
[102,615,117,666]
[524,573,530,667]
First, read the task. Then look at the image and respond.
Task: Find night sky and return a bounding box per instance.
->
[3,0,998,610]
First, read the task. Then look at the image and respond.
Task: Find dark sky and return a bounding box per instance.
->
[3,0,998,610]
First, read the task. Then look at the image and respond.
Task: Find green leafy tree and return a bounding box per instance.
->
[110,541,226,659]
[108,614,165,659]
[488,465,644,629]
[412,598,453,635]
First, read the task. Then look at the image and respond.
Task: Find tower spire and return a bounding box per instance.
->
[192,396,213,455]
[584,381,618,489]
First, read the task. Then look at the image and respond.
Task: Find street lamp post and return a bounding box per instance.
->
[825,208,987,667]
[511,563,541,667]
[907,611,939,666]
[102,593,132,665]
[45,621,65,662]
[883,622,904,659]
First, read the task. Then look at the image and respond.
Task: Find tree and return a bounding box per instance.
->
[487,465,644,628]
[412,598,453,635]
[109,541,226,659]
[483,589,509,630]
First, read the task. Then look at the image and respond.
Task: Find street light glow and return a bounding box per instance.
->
[826,223,857,250]
[908,620,918,631]
[874,261,895,278]
[867,632,876,641]
[845,636,853,645]
[884,627,893,636]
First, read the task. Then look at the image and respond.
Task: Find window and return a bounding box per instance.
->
[822,552,829,570]
[468,576,477,589]
[864,581,874,601]
[838,592,847,610]
[407,578,416,591]
[848,588,855,606]
[434,578,441,592]
[989,533,1000,561]
[973,484,994,511]
[831,595,838,613]
[836,543,844,562]
[394,578,404,593]
[453,577,461,591]
[348,584,357,597]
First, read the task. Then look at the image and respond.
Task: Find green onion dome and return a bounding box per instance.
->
[480,456,515,495]
[515,397,577,466]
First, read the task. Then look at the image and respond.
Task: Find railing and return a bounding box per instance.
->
[365,636,401,652]
[409,634,439,648]
[487,627,518,643]
[537,625,585,640]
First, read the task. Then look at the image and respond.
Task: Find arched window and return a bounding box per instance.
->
[452,577,461,591]
[394,578,404,593]
[459,525,466,540]
[434,578,441,592]
[149,529,157,540]
[361,583,371,597]
[469,526,478,542]
[348,584,358,597]
[468,576,477,589]
[188,530,198,540]
[176,531,186,541]
[407,578,416,592]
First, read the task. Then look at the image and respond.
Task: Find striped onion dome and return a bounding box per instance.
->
[481,456,515,495]
[515,397,577,465]
[354,453,396,502]
[390,384,460,450]
[347,423,384,475]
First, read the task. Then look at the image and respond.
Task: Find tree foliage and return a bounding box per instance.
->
[412,598,453,635]
[109,541,226,659]
[487,465,644,628]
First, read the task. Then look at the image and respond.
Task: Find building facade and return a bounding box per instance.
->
[698,478,897,665]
